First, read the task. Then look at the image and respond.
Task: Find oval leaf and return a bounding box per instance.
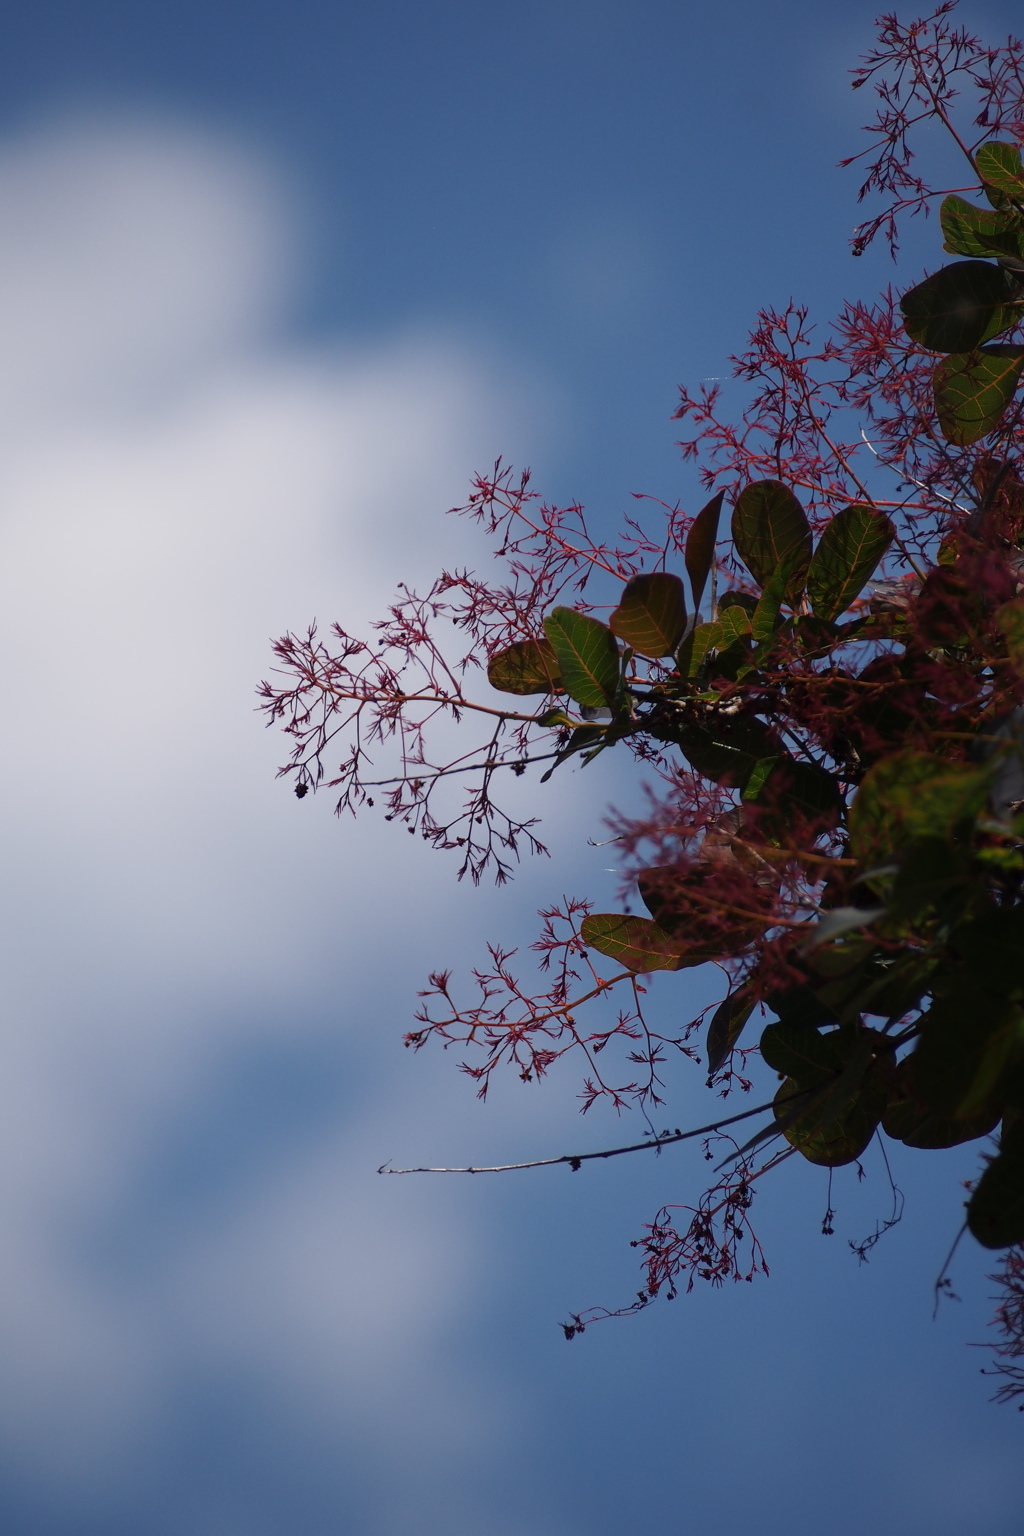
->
[900,260,1018,353]
[977,141,1024,203]
[542,607,620,709]
[934,346,1024,445]
[882,1058,1000,1149]
[579,913,689,973]
[967,1122,1024,1249]
[774,1076,880,1167]
[684,489,724,611]
[676,711,780,789]
[609,572,687,657]
[706,989,756,1076]
[806,504,895,621]
[487,638,563,695]
[731,480,812,601]
[940,195,1024,259]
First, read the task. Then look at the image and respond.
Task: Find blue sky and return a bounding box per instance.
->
[0,3,1021,1533]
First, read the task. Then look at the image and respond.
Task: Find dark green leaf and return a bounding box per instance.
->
[487,638,563,695]
[579,913,690,973]
[760,1022,840,1082]
[886,837,973,923]
[934,346,1024,445]
[940,194,1024,259]
[542,607,620,708]
[757,757,843,832]
[539,724,608,782]
[977,141,1024,204]
[706,989,756,1076]
[883,1057,1000,1149]
[773,1071,881,1167]
[952,906,1024,997]
[719,590,758,616]
[636,862,772,961]
[794,614,842,658]
[731,480,812,601]
[967,1121,1024,1249]
[677,711,780,789]
[771,1027,892,1166]
[609,572,687,657]
[685,490,724,611]
[900,260,1019,352]
[908,985,1020,1119]
[765,981,839,1027]
[806,504,895,621]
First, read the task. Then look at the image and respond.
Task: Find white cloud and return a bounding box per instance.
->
[0,116,572,1524]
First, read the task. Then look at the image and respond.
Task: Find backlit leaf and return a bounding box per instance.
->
[731,480,812,600]
[487,638,563,695]
[934,346,1024,445]
[940,194,1024,259]
[609,572,687,657]
[900,260,1019,353]
[543,607,620,708]
[806,504,895,620]
[675,619,723,679]
[579,913,690,973]
[977,141,1024,203]
[684,490,724,611]
[773,1075,880,1167]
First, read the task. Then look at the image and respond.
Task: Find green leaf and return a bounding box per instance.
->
[886,836,973,924]
[718,590,758,616]
[996,599,1024,673]
[934,346,1024,445]
[579,913,690,973]
[977,141,1024,204]
[900,260,1020,353]
[706,989,756,1075]
[883,1057,1000,1149]
[908,985,1020,1119]
[772,1068,883,1167]
[487,638,563,695]
[677,711,780,789]
[753,757,844,837]
[741,756,778,802]
[731,480,812,601]
[636,862,772,960]
[940,195,1024,259]
[806,505,895,621]
[760,1022,839,1082]
[717,603,752,646]
[542,607,620,708]
[609,572,687,657]
[684,490,724,611]
[675,620,721,679]
[849,752,992,867]
[967,1120,1024,1249]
